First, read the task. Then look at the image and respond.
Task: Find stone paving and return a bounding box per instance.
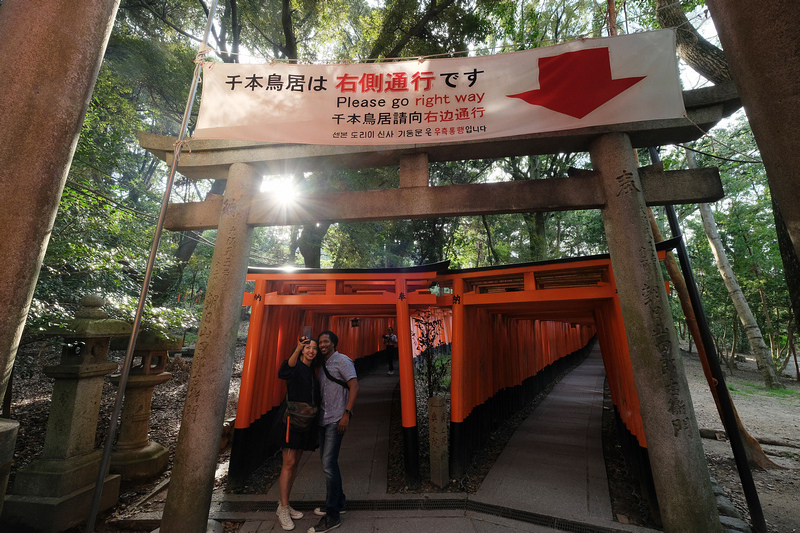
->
[122,345,661,532]
[205,345,656,533]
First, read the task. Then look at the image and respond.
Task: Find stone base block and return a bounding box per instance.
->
[9,450,105,498]
[1,473,120,533]
[111,441,169,482]
[0,419,20,516]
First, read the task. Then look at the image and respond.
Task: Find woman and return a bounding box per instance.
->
[275,335,320,531]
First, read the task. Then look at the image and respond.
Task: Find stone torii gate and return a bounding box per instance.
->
[140,83,738,533]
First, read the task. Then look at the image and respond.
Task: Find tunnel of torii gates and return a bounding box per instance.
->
[234,257,652,480]
[140,82,741,531]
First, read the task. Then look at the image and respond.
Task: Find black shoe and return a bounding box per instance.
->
[307,516,341,532]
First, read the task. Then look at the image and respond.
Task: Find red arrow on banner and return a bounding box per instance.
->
[507,47,646,119]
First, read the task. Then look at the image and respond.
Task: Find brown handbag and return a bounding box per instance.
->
[282,371,318,430]
[282,400,318,430]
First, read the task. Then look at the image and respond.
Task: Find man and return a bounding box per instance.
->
[309,330,358,533]
[382,326,398,375]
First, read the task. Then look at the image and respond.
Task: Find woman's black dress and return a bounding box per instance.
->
[273,359,319,451]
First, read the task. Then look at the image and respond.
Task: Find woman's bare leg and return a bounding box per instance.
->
[279,448,303,506]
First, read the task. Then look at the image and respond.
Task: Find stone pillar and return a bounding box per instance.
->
[109,329,178,481]
[591,133,721,532]
[0,0,120,403]
[428,396,449,487]
[2,295,130,532]
[160,163,259,533]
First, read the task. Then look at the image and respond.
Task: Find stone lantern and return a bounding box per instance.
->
[2,294,130,533]
[109,328,177,481]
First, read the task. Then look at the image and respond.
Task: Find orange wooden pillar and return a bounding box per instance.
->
[236,279,267,430]
[395,278,419,482]
[230,280,278,480]
[449,277,468,476]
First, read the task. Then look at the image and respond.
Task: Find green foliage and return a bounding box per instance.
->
[366,0,494,59]
[26,31,203,340]
[479,0,604,52]
[412,309,451,398]
[626,0,708,32]
[727,380,799,401]
[658,113,793,367]
[28,0,794,381]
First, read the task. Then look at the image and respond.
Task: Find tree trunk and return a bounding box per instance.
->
[521,210,546,260]
[729,314,738,371]
[772,200,800,354]
[664,0,800,375]
[298,222,331,268]
[654,0,732,84]
[480,215,500,265]
[705,0,800,260]
[513,156,548,261]
[757,287,777,360]
[698,202,784,389]
[0,0,121,400]
[779,317,794,374]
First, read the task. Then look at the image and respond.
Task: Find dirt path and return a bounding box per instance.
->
[681,347,800,533]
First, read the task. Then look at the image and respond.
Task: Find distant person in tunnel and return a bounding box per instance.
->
[310,330,358,533]
[383,326,398,375]
[275,335,320,531]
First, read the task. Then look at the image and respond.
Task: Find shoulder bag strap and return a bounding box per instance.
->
[322,361,350,389]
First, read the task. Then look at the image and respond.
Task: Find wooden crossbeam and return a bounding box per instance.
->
[163,167,722,231]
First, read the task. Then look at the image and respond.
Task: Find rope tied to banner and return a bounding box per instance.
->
[195,43,212,64]
[173,138,191,156]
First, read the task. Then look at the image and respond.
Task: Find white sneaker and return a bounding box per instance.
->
[314,507,346,516]
[277,504,295,530]
[288,505,304,519]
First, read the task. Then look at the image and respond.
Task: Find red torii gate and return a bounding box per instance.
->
[231,254,667,481]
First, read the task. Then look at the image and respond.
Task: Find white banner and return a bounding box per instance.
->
[193,30,684,145]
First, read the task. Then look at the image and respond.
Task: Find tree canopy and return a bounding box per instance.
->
[24,0,798,379]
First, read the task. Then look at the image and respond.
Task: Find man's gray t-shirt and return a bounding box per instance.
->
[319,351,357,426]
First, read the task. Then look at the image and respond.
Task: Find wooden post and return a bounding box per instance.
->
[160,163,259,533]
[591,133,721,532]
[428,396,449,487]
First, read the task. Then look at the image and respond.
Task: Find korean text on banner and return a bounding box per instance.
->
[193,30,684,146]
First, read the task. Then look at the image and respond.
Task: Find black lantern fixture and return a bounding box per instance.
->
[350,317,360,328]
